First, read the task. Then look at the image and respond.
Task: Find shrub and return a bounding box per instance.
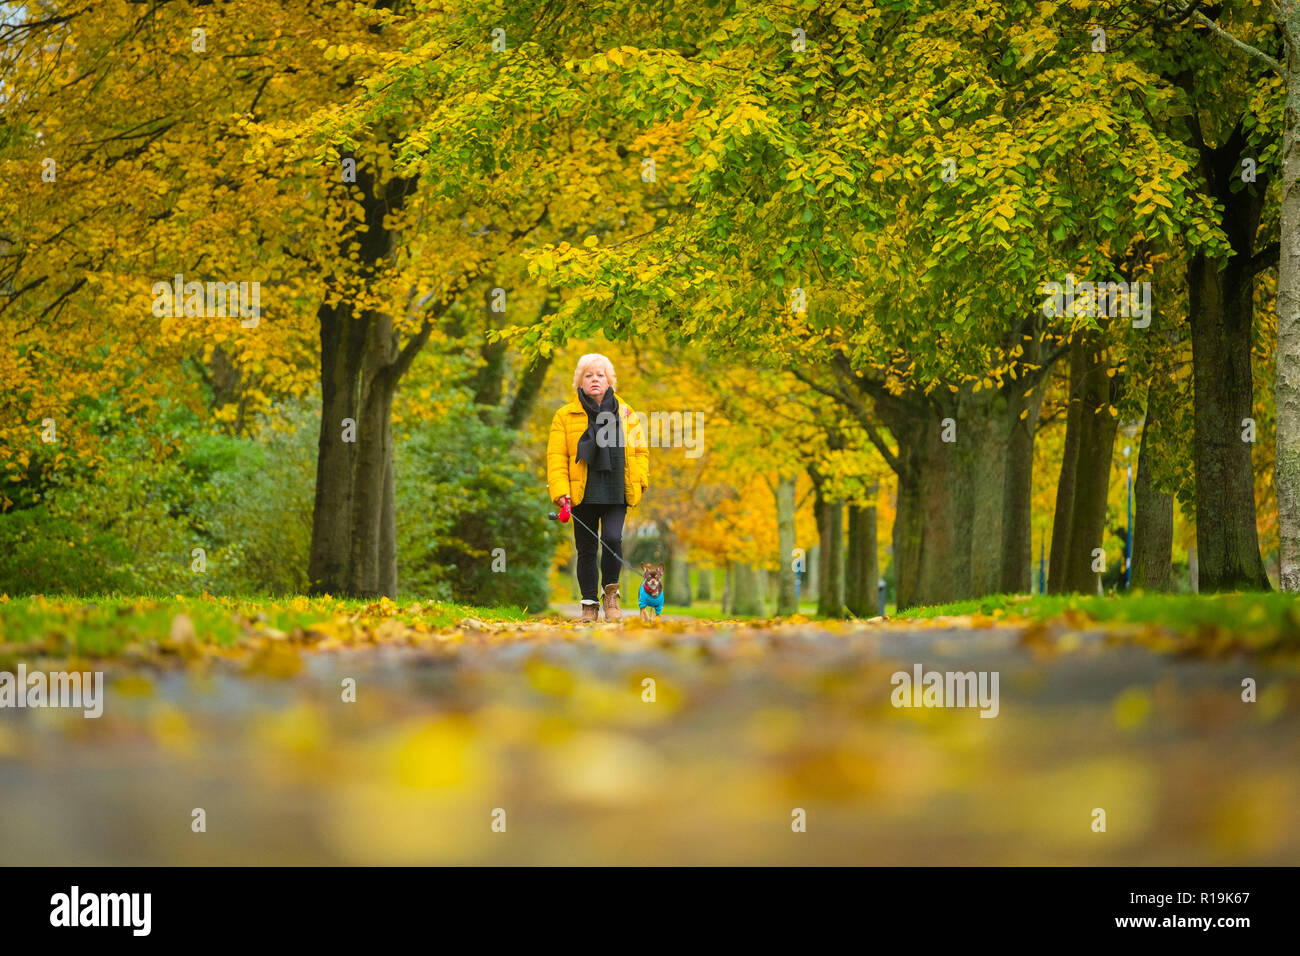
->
[397,405,561,610]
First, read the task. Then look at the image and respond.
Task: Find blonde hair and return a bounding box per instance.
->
[572,353,617,392]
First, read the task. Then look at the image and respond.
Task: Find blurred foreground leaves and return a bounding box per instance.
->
[0,596,1297,864]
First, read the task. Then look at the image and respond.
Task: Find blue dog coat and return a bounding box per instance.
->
[638,582,665,615]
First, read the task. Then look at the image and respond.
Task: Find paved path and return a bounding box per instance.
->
[1,617,1297,864]
[552,601,696,623]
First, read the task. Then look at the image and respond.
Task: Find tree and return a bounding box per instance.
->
[1130,1,1282,590]
[492,0,1217,606]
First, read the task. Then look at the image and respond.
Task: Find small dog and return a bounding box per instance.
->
[639,563,665,622]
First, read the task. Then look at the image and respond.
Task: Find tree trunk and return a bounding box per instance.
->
[1186,119,1271,591]
[666,550,691,606]
[869,378,1033,607]
[307,169,415,599]
[505,353,554,430]
[826,501,844,616]
[1188,251,1270,590]
[1000,402,1038,593]
[804,546,818,603]
[1131,380,1174,591]
[696,567,713,601]
[1048,332,1086,593]
[469,283,508,411]
[1000,333,1049,593]
[814,484,828,607]
[379,410,398,598]
[775,475,798,615]
[504,293,559,429]
[732,563,761,615]
[845,500,879,616]
[1063,331,1119,594]
[956,387,1007,599]
[307,298,365,594]
[845,503,863,614]
[1278,4,1300,590]
[472,340,509,410]
[348,375,397,598]
[889,402,958,609]
[814,481,845,616]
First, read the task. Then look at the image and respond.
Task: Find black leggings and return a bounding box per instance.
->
[572,502,626,601]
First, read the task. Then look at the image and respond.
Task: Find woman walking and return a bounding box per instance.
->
[547,354,649,621]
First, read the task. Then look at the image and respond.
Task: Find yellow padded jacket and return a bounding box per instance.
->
[547,397,649,507]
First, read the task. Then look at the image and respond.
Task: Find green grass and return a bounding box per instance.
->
[0,593,528,661]
[894,591,1300,645]
[661,601,759,620]
[659,599,836,620]
[16,589,1297,663]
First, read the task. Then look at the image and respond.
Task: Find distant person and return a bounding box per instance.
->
[547,354,650,621]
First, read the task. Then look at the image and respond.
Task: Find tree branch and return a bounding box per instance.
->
[1251,240,1281,275]
[1152,2,1285,73]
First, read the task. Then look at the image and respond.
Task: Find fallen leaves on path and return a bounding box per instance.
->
[1,597,1298,864]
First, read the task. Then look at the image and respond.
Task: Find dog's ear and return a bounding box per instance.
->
[657,563,665,574]
[640,563,650,571]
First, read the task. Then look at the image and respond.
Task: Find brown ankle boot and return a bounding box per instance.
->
[579,602,599,622]
[602,583,623,622]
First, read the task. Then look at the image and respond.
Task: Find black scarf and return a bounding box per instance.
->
[575,387,618,472]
